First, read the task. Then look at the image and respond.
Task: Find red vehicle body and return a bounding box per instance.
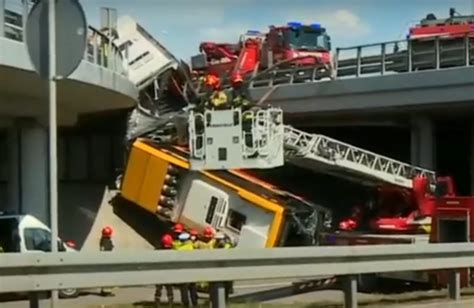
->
[339,176,456,234]
[192,22,333,83]
[264,22,332,68]
[409,9,474,39]
[320,178,474,290]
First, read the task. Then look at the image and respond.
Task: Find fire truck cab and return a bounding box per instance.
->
[188,107,285,170]
[263,22,332,73]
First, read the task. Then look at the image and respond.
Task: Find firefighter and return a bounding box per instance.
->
[194,226,215,292]
[189,229,199,244]
[194,226,215,250]
[213,232,234,299]
[174,233,198,307]
[172,223,184,249]
[231,73,253,110]
[100,226,115,296]
[155,234,175,307]
[207,76,229,110]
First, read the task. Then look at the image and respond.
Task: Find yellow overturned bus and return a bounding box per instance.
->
[118,139,331,248]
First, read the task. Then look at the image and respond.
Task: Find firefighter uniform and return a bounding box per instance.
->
[100,227,115,296]
[208,90,229,109]
[156,234,175,307]
[214,233,234,299]
[174,234,198,307]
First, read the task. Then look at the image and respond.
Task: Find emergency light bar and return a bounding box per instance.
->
[310,23,321,29]
[287,21,302,28]
[247,30,261,35]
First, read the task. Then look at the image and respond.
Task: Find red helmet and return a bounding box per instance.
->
[173,223,184,233]
[203,226,215,238]
[190,229,199,236]
[161,234,174,248]
[102,226,113,237]
[206,74,221,89]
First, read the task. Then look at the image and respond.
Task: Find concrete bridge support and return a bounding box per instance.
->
[7,120,49,223]
[411,116,435,170]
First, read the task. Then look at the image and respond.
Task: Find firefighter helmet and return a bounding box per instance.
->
[161,234,174,248]
[206,74,221,89]
[203,226,215,238]
[173,223,184,233]
[102,226,113,237]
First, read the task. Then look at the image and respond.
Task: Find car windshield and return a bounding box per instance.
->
[285,28,330,51]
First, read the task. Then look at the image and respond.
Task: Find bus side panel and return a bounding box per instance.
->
[121,146,151,204]
[137,155,170,213]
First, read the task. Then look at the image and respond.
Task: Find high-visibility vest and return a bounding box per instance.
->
[210,91,228,107]
[175,240,194,251]
[194,239,215,250]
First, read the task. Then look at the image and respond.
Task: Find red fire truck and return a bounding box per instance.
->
[191,22,334,84]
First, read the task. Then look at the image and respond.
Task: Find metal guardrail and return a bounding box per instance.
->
[0,243,472,307]
[336,32,474,78]
[0,0,127,76]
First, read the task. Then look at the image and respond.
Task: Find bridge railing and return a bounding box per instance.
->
[336,32,474,78]
[0,0,127,76]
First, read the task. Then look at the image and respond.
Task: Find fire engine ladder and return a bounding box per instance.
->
[284,126,437,188]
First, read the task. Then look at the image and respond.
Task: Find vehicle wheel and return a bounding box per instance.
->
[58,288,79,298]
[357,274,378,293]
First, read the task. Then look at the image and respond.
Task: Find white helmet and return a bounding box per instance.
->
[178,232,190,241]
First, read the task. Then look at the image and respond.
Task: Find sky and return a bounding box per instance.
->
[80,0,474,60]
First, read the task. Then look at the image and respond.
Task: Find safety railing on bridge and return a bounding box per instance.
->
[0,0,127,76]
[336,32,474,78]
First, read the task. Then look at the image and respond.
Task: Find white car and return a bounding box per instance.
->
[0,213,79,298]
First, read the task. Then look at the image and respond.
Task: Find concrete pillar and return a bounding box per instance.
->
[411,117,435,169]
[7,121,48,223]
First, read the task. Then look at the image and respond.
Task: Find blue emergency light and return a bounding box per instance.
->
[246,30,261,35]
[287,21,302,28]
[310,23,321,29]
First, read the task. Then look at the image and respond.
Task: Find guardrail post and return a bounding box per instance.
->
[29,292,40,308]
[335,47,340,74]
[465,33,470,67]
[342,275,358,308]
[407,40,413,72]
[448,270,461,301]
[356,46,362,77]
[434,36,440,70]
[210,282,227,308]
[381,43,386,75]
[0,0,5,37]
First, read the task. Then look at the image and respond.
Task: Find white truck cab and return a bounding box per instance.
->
[0,213,78,298]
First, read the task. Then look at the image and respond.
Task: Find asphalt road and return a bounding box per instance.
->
[3,279,474,308]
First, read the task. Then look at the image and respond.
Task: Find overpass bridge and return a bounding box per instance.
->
[248,33,474,120]
[247,32,474,192]
[0,1,138,235]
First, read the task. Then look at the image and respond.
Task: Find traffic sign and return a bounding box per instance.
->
[25,0,87,79]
